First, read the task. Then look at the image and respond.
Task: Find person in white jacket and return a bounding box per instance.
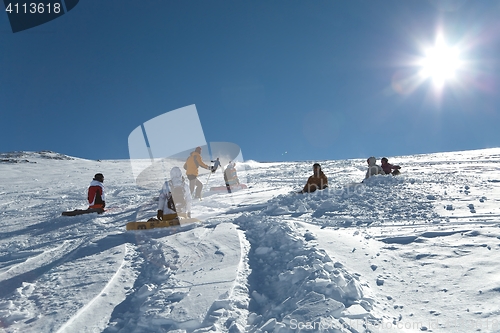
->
[157,166,193,221]
[365,156,385,180]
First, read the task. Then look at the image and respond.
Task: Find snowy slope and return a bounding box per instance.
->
[1,149,500,333]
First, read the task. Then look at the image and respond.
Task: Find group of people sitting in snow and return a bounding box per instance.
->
[366,156,401,179]
[298,157,401,194]
[87,146,241,223]
[87,151,399,221]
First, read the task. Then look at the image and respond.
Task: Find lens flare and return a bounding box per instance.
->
[419,34,463,88]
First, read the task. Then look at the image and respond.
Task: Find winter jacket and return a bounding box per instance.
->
[211,159,221,173]
[302,170,328,193]
[224,164,240,186]
[381,162,400,175]
[365,157,385,179]
[158,167,192,215]
[184,151,209,177]
[88,180,105,208]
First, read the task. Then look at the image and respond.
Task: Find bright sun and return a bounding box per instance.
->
[419,35,462,88]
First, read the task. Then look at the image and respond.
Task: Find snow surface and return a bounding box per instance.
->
[1,149,500,333]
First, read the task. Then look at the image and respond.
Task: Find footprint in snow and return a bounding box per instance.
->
[468,204,476,213]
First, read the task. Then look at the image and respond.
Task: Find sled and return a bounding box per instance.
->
[209,184,247,192]
[62,208,105,216]
[126,217,201,231]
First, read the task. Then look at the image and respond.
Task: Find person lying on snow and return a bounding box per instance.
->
[298,163,328,193]
[157,167,193,222]
[381,157,401,175]
[365,157,385,180]
[88,173,105,209]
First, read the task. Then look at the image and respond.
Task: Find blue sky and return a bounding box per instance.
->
[1,0,499,162]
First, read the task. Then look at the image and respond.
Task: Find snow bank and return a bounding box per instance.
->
[263,174,438,228]
[235,213,375,332]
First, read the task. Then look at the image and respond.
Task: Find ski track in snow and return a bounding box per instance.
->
[0,149,500,332]
[54,242,136,333]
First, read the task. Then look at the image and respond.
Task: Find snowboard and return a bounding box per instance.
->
[210,184,247,192]
[126,217,201,231]
[62,208,105,216]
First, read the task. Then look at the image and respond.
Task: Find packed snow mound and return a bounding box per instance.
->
[264,173,438,227]
[235,213,375,332]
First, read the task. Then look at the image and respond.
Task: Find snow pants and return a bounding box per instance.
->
[187,175,203,199]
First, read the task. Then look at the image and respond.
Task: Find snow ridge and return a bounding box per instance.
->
[236,212,374,333]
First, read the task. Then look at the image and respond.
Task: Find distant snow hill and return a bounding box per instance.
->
[0,148,500,333]
[0,150,75,163]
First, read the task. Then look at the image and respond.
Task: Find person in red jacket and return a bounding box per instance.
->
[88,173,106,209]
[381,157,401,175]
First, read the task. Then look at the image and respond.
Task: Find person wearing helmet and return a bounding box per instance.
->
[298,163,328,193]
[88,173,105,209]
[183,146,211,199]
[365,157,385,180]
[381,157,401,175]
[157,166,193,222]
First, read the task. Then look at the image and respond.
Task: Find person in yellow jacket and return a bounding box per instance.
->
[184,146,211,199]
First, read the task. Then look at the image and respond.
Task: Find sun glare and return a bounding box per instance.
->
[419,35,462,88]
